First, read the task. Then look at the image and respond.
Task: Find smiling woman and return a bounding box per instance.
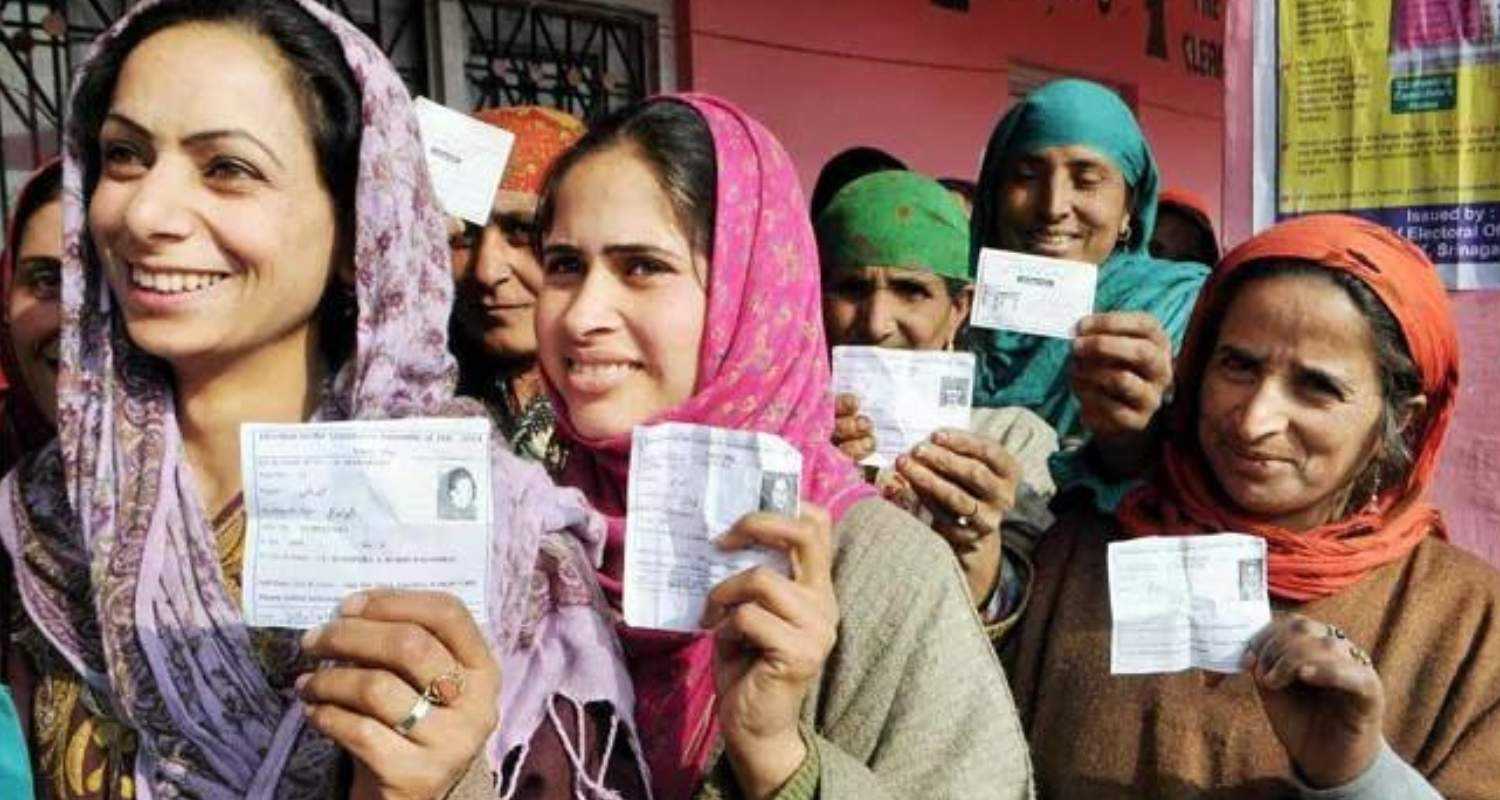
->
[0,1,644,798]
[0,159,63,479]
[969,79,1210,515]
[1003,216,1500,799]
[534,94,1033,800]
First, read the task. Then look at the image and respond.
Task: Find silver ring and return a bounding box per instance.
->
[954,515,971,528]
[393,694,433,737]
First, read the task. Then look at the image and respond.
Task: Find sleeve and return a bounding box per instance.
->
[1293,741,1442,800]
[812,506,1034,799]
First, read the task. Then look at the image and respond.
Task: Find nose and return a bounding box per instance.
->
[473,226,516,288]
[559,261,622,340]
[1231,379,1290,443]
[1040,168,1072,222]
[860,290,899,345]
[121,159,196,246]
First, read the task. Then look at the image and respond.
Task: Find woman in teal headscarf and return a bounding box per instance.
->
[970,79,1209,512]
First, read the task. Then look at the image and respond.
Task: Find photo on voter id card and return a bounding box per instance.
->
[939,376,972,408]
[1237,558,1265,602]
[758,471,800,516]
[437,465,480,521]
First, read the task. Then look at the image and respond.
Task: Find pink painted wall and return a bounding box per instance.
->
[1431,292,1500,566]
[678,0,1227,228]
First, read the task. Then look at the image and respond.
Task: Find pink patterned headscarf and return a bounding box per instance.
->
[551,93,876,798]
[0,2,639,797]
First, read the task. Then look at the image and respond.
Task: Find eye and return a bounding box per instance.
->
[1297,371,1348,402]
[890,279,934,301]
[204,157,263,184]
[624,256,672,279]
[19,258,62,300]
[499,218,536,248]
[829,277,872,299]
[542,252,583,279]
[451,222,479,251]
[100,139,147,177]
[1214,350,1257,380]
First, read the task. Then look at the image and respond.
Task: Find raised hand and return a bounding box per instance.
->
[702,506,838,800]
[1245,614,1385,789]
[298,589,501,800]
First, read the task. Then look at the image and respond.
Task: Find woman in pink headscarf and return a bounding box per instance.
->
[533,94,1033,799]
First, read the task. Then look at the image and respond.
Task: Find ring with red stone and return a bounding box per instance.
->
[423,670,466,707]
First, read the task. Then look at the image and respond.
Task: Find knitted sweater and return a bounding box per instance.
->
[1003,507,1500,799]
[699,497,1035,799]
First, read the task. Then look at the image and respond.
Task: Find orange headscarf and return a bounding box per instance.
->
[1118,215,1460,601]
[472,105,585,194]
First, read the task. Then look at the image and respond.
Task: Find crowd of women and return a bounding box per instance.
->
[0,0,1496,798]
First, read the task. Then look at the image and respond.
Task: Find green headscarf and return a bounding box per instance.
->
[816,170,973,282]
[969,79,1209,509]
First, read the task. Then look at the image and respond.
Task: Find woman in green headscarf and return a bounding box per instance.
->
[818,170,1059,617]
[970,79,1209,512]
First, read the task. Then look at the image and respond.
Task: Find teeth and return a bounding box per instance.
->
[569,362,637,377]
[129,265,228,295]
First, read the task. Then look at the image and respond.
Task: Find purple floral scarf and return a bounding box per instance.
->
[0,2,640,797]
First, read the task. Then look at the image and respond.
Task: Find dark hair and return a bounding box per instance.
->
[1196,261,1425,510]
[937,177,977,207]
[809,146,907,220]
[67,0,363,369]
[1151,202,1221,264]
[535,98,717,261]
[11,161,63,240]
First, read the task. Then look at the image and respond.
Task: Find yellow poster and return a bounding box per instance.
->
[1278,0,1500,287]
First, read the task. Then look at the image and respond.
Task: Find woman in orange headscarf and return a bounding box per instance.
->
[449,106,585,473]
[1004,215,1499,798]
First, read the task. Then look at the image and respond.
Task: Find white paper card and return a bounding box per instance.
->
[413,97,516,226]
[830,346,975,468]
[970,248,1098,339]
[240,418,493,628]
[1108,534,1272,675]
[624,423,802,632]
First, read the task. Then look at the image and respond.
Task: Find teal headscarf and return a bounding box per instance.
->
[969,79,1209,508]
[0,687,32,799]
[816,170,973,281]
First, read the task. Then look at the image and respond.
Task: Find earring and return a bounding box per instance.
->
[1364,463,1384,509]
[1118,221,1133,244]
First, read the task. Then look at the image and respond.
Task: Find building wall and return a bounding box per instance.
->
[678,0,1227,229]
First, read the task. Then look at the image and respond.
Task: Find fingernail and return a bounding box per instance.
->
[300,625,322,649]
[914,444,929,458]
[338,592,368,616]
[295,673,311,694]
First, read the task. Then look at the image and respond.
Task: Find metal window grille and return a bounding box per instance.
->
[460,0,655,121]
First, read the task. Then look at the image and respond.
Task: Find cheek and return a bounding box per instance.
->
[823,297,857,330]
[639,288,706,396]
[7,292,58,347]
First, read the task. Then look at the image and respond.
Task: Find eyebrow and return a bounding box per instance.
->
[1219,343,1354,393]
[540,242,681,260]
[104,112,285,169]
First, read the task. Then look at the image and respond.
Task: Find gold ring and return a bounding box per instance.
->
[1350,645,1372,668]
[393,694,432,737]
[423,670,466,707]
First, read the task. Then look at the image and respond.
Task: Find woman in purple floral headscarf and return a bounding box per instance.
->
[0,1,644,798]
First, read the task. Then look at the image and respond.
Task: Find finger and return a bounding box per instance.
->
[298,666,425,735]
[1073,367,1158,415]
[303,700,419,768]
[1073,333,1172,384]
[701,566,818,630]
[1293,651,1382,702]
[301,616,459,693]
[1075,311,1171,349]
[335,590,493,671]
[718,506,834,592]
[897,452,983,519]
[834,393,861,416]
[929,429,1021,483]
[908,441,1009,506]
[713,599,806,659]
[832,413,873,442]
